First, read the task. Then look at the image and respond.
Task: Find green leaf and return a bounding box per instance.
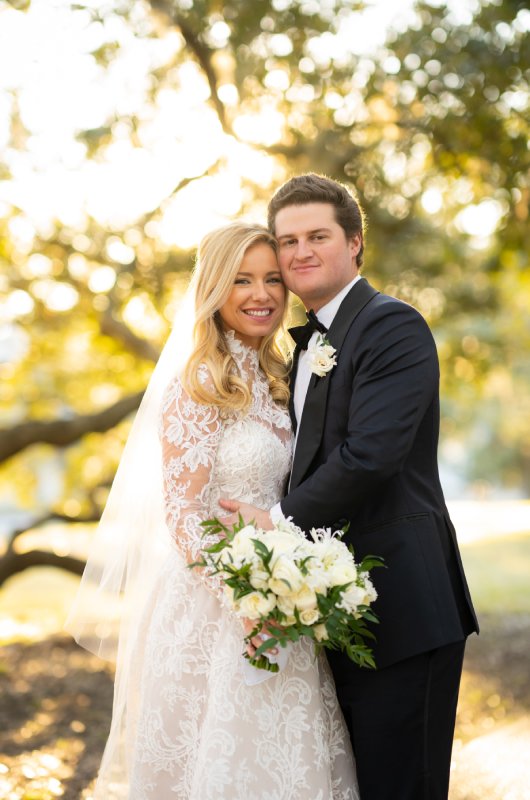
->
[359,555,386,571]
[251,538,273,568]
[253,637,280,658]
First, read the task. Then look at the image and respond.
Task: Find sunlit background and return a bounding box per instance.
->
[0,0,529,797]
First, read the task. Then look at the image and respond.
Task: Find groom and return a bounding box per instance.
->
[221,173,478,800]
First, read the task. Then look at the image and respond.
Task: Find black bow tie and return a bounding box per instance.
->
[288,309,328,350]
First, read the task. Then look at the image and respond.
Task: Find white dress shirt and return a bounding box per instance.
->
[271,274,362,522]
[292,275,362,428]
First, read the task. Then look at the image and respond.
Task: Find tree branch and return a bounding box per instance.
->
[7,511,102,549]
[0,391,144,463]
[100,311,161,362]
[148,1,231,135]
[0,549,87,588]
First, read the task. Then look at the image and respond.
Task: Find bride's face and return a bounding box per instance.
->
[219,242,285,349]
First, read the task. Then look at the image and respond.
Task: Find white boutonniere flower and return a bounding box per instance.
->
[307,334,337,377]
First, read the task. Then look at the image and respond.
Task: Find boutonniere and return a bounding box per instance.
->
[307,334,337,377]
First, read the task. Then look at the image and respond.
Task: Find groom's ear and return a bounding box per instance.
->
[349,234,362,264]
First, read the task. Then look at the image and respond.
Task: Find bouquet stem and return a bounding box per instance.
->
[246,653,279,673]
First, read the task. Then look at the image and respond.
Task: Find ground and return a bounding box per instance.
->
[0,612,529,799]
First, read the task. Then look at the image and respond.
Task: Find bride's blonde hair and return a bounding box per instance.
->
[182,222,290,412]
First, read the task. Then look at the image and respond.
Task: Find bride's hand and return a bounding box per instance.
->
[242,618,278,658]
[219,499,272,530]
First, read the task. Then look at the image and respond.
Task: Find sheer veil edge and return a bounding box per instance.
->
[64,284,196,663]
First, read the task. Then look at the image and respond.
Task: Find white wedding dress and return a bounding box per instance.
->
[93,332,358,800]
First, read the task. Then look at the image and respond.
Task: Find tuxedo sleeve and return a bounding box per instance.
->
[281,301,439,530]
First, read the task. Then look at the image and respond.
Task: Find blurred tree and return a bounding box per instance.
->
[0,0,528,584]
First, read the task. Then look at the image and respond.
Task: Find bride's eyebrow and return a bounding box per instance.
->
[236,271,282,276]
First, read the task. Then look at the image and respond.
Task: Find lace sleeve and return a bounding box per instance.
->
[159,368,224,597]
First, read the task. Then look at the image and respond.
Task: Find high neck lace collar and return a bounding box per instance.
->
[225,329,260,369]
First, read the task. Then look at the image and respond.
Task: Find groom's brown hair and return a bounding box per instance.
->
[267,173,365,268]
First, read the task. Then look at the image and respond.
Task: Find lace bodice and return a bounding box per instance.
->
[159,331,293,589]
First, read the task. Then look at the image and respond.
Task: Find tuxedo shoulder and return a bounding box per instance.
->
[364,290,430,327]
[350,290,436,355]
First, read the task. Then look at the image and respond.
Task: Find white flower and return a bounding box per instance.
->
[313,623,329,642]
[307,335,337,377]
[223,584,240,612]
[262,530,303,565]
[304,565,329,596]
[360,575,378,604]
[269,556,304,596]
[312,538,348,569]
[238,591,276,620]
[338,583,367,614]
[299,608,320,625]
[309,527,351,570]
[326,561,358,588]
[228,525,262,569]
[231,525,259,558]
[277,595,296,623]
[274,517,306,539]
[338,577,377,614]
[249,565,270,591]
[292,584,318,612]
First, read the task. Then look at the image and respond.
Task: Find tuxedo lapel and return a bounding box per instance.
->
[288,346,301,432]
[289,278,379,490]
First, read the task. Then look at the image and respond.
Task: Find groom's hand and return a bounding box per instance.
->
[219,499,272,531]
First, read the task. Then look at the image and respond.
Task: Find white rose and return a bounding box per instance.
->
[262,530,303,564]
[238,591,276,620]
[249,566,270,591]
[277,595,296,624]
[338,583,368,614]
[313,623,329,642]
[236,523,259,538]
[292,584,318,612]
[307,340,337,377]
[268,556,304,596]
[299,608,320,625]
[231,527,260,561]
[327,561,358,587]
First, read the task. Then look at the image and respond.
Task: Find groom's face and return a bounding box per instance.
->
[274,202,361,311]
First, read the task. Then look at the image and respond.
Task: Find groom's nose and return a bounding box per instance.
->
[294,238,314,260]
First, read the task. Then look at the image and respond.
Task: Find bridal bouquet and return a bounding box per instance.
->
[191,516,383,672]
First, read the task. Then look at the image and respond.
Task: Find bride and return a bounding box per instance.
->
[67,222,358,799]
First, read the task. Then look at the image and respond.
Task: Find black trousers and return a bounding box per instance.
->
[327,640,466,800]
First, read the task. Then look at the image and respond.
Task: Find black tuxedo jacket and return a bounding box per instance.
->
[282,278,478,668]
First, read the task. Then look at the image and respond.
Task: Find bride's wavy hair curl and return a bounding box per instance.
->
[182,222,290,411]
